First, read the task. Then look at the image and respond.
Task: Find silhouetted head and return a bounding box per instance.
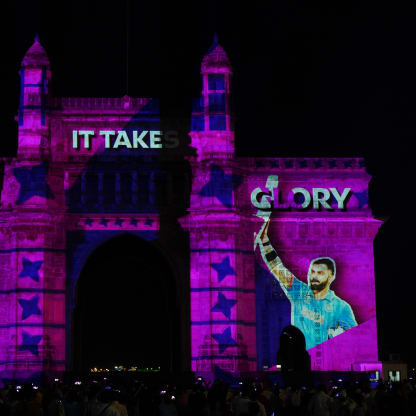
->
[280,325,307,351]
[317,384,327,393]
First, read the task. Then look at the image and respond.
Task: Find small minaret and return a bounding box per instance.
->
[183,36,252,376]
[18,35,52,158]
[190,34,234,160]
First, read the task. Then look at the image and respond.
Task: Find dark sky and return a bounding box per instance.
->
[5,1,414,366]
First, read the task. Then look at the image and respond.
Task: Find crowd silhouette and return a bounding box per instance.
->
[1,374,415,416]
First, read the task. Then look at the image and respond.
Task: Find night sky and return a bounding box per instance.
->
[4,1,414,367]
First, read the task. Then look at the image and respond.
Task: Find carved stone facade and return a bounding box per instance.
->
[0,36,381,381]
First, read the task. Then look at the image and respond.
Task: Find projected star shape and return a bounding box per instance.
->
[211,293,237,319]
[354,190,369,208]
[198,164,242,208]
[114,218,124,226]
[99,218,109,226]
[12,163,54,204]
[18,296,41,320]
[18,331,42,356]
[85,218,94,227]
[18,258,43,282]
[212,327,237,354]
[145,219,153,226]
[211,257,235,283]
[130,218,139,226]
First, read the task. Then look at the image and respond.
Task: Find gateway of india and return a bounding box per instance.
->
[0,35,381,381]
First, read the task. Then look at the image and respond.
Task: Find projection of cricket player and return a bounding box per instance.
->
[253,176,357,350]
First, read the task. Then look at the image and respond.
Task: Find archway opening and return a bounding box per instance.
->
[72,234,178,373]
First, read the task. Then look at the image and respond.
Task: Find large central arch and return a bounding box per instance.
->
[70,233,181,373]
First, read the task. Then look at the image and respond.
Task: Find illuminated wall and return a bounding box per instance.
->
[183,35,381,374]
[0,35,381,382]
[0,37,189,382]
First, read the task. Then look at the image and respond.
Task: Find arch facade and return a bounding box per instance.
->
[0,37,381,381]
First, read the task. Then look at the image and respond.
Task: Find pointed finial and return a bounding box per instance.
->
[21,33,50,67]
[202,32,232,72]
[207,32,220,54]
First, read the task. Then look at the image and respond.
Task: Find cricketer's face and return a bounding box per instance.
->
[309,263,333,292]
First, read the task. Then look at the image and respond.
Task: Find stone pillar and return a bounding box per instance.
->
[0,37,66,381]
[180,36,257,374]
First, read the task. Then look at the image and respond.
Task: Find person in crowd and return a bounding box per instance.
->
[159,391,178,416]
[63,390,82,416]
[2,374,416,416]
[307,384,331,416]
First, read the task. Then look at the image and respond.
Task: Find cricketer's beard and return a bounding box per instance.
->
[310,279,327,292]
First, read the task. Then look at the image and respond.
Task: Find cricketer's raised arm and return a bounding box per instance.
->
[255,218,295,289]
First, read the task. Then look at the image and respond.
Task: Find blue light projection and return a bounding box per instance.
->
[18,258,43,282]
[18,331,42,356]
[255,262,291,370]
[198,165,242,208]
[354,190,369,208]
[212,327,237,353]
[12,163,54,204]
[130,218,139,226]
[99,218,109,227]
[211,292,237,319]
[18,296,41,320]
[211,257,235,283]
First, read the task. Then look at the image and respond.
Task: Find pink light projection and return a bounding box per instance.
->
[0,34,382,382]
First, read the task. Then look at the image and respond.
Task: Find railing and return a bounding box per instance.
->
[48,96,152,110]
[66,170,188,213]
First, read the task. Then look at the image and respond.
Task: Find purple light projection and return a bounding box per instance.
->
[183,35,381,375]
[0,35,382,382]
[0,37,163,383]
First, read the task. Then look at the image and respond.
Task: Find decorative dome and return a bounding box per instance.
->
[201,33,232,73]
[21,35,50,67]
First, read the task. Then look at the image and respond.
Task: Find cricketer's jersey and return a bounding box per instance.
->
[281,277,357,350]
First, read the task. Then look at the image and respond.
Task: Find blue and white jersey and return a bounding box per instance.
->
[281,277,357,350]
